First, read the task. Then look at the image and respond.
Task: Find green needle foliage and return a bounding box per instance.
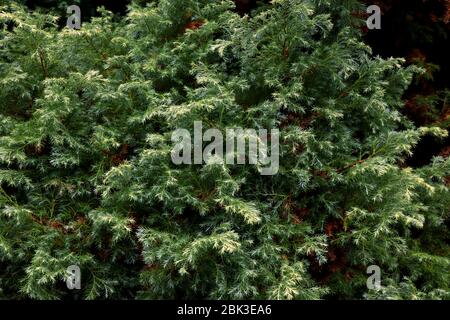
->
[0,0,449,300]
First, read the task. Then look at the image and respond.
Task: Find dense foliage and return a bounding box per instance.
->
[0,0,449,299]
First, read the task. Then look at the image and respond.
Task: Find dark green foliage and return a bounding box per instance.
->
[0,0,449,299]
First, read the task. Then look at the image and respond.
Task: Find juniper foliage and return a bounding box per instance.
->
[0,0,448,299]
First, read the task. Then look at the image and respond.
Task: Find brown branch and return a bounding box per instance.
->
[38,49,48,78]
[336,159,366,174]
[30,214,69,234]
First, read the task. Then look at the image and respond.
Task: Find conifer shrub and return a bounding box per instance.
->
[0,0,448,299]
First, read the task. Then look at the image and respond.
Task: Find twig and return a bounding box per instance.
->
[38,48,48,78]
